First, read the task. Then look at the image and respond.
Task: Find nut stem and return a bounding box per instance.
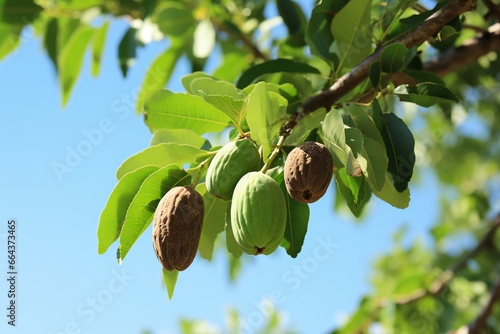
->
[260,135,286,174]
[190,154,215,187]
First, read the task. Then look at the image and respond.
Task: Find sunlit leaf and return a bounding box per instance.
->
[162,268,178,300]
[91,21,109,77]
[196,183,227,261]
[358,137,388,191]
[225,203,243,258]
[116,143,207,179]
[331,0,372,69]
[335,167,371,217]
[151,129,207,148]
[236,59,320,89]
[135,39,185,113]
[97,166,159,254]
[118,166,191,261]
[144,91,232,134]
[58,25,93,106]
[246,82,287,161]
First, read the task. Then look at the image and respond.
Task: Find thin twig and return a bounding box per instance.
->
[211,18,269,61]
[468,277,500,334]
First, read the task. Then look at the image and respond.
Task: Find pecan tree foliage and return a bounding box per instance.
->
[3,0,500,332]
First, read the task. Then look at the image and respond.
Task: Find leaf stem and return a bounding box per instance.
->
[260,135,286,174]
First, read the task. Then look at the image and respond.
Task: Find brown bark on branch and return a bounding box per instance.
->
[468,277,500,334]
[423,23,500,77]
[283,0,476,135]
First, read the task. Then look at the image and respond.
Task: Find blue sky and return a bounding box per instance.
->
[0,11,442,334]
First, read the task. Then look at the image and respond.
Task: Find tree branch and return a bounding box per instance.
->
[468,277,500,334]
[482,0,500,21]
[211,18,269,61]
[394,214,500,305]
[281,0,476,136]
[353,23,500,102]
[423,23,500,77]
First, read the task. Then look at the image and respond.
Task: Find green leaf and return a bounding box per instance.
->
[345,127,363,154]
[285,108,327,146]
[1,0,42,25]
[118,166,191,261]
[246,82,287,161]
[181,72,217,93]
[331,0,372,69]
[135,40,185,113]
[358,137,388,191]
[402,69,444,85]
[162,268,178,300]
[118,27,139,77]
[305,0,346,66]
[97,166,159,254]
[380,43,408,73]
[196,183,227,261]
[56,0,103,10]
[116,143,206,180]
[201,95,246,128]
[334,167,371,217]
[369,60,381,88]
[225,203,243,258]
[188,77,245,99]
[319,109,348,167]
[372,173,410,208]
[393,271,428,298]
[337,298,375,334]
[151,129,207,148]
[151,1,195,37]
[91,21,109,77]
[0,23,19,61]
[236,59,320,89]
[144,91,232,135]
[279,178,310,258]
[380,113,415,192]
[58,25,93,106]
[395,82,459,107]
[185,77,247,127]
[386,8,433,41]
[277,0,307,47]
[42,18,58,70]
[348,104,385,149]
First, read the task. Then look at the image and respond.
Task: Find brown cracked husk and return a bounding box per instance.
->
[152,186,204,271]
[284,141,334,204]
